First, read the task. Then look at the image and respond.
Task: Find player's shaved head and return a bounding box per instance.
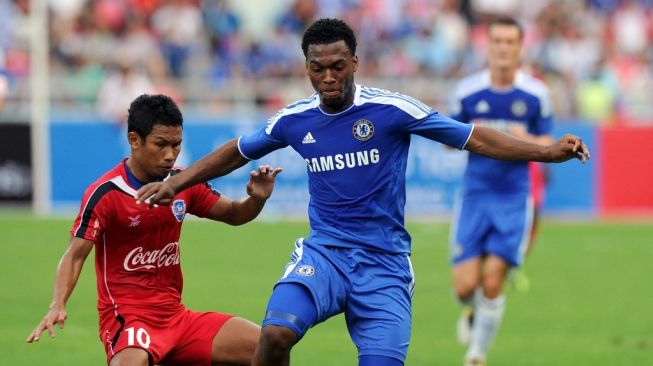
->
[127,94,183,139]
[302,18,357,57]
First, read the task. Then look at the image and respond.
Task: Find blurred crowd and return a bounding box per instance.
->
[1,0,653,123]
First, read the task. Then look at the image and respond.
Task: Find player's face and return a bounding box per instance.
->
[488,24,522,72]
[129,124,182,181]
[306,40,358,114]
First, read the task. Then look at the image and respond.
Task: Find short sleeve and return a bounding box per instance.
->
[529,90,554,136]
[238,126,287,160]
[70,185,110,242]
[238,111,289,160]
[186,182,221,218]
[406,111,474,150]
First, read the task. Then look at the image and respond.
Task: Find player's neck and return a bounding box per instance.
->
[490,68,517,89]
[125,158,151,185]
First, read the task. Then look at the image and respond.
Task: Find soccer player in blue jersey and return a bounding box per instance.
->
[448,17,557,366]
[136,18,589,366]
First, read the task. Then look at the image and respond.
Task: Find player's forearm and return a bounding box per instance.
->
[49,251,86,309]
[465,126,554,162]
[172,139,249,192]
[223,196,268,225]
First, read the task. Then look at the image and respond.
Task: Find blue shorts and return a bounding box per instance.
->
[263,239,415,362]
[450,193,533,267]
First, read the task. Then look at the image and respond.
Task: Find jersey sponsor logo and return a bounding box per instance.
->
[475,100,490,113]
[295,264,315,276]
[353,119,374,141]
[123,242,180,271]
[304,148,380,173]
[171,199,186,222]
[128,215,141,227]
[302,132,317,144]
[511,99,527,117]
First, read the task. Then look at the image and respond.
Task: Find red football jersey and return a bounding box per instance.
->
[71,159,220,314]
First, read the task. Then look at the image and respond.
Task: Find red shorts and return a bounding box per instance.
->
[99,306,233,365]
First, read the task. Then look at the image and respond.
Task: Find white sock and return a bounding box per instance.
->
[467,293,505,358]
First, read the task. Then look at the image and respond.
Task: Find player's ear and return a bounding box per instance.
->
[352,55,358,72]
[128,131,142,149]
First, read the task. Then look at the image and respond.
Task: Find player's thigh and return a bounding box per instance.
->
[161,311,234,366]
[345,252,412,362]
[275,240,349,324]
[263,282,318,339]
[211,317,260,366]
[99,312,162,365]
[481,254,511,297]
[450,196,490,264]
[487,196,533,267]
[109,347,149,366]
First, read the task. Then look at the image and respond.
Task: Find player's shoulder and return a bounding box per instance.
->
[264,93,320,133]
[80,162,125,203]
[358,84,424,105]
[271,93,320,121]
[84,162,121,190]
[357,84,432,118]
[514,71,550,99]
[454,70,491,100]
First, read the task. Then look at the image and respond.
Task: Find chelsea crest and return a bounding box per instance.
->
[353,119,374,141]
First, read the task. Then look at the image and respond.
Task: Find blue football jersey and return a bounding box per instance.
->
[449,70,553,195]
[239,84,473,254]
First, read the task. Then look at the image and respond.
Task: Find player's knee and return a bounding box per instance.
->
[455,284,476,302]
[482,277,504,298]
[259,324,297,355]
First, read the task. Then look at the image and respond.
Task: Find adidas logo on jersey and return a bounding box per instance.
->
[302,132,316,144]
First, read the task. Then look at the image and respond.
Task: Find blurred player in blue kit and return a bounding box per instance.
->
[136,18,589,366]
[448,17,557,366]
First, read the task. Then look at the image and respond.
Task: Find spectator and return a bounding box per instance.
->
[96,62,154,123]
[151,0,203,77]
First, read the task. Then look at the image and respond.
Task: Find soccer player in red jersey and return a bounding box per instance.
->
[26,94,282,366]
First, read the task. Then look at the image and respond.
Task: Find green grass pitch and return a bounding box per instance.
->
[2,216,652,365]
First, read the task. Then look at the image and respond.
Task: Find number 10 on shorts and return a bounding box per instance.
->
[125,327,151,349]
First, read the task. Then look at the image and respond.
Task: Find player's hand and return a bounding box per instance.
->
[246,165,283,201]
[548,134,591,163]
[26,307,68,343]
[136,181,176,208]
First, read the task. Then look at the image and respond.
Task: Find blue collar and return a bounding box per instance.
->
[123,161,145,190]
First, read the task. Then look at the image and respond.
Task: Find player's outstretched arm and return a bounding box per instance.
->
[465,126,590,163]
[26,237,93,343]
[205,165,283,225]
[136,138,250,208]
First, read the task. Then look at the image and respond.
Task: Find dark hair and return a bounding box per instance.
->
[127,94,183,138]
[301,18,357,57]
[489,17,524,40]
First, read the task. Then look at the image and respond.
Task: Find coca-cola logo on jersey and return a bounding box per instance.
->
[123,242,180,271]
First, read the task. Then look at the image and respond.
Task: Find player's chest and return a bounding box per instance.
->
[466,95,536,130]
[287,112,393,157]
[110,194,188,232]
